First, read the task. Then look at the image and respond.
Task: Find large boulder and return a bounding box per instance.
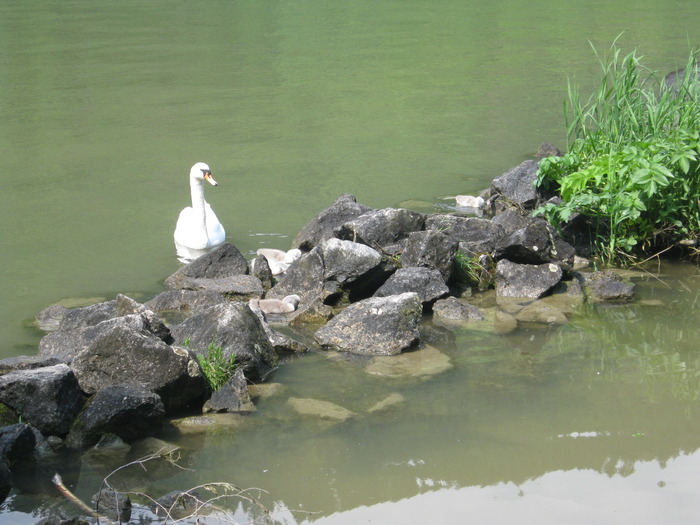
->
[0,364,85,436]
[494,218,575,267]
[374,267,449,304]
[292,193,373,251]
[39,312,173,360]
[400,230,458,282]
[164,243,252,293]
[314,293,423,355]
[266,247,326,306]
[71,326,208,413]
[321,238,383,284]
[495,260,563,298]
[424,215,504,256]
[335,208,425,253]
[57,300,118,332]
[66,384,165,450]
[144,289,227,314]
[490,160,542,210]
[170,302,277,381]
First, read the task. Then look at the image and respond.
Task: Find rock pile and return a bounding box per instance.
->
[0,153,637,506]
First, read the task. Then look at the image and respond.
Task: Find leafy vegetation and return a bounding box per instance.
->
[194,339,237,391]
[535,43,700,264]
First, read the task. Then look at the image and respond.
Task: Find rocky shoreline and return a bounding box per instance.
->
[0,146,637,515]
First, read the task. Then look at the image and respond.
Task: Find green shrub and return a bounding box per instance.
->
[535,43,700,264]
[195,340,237,392]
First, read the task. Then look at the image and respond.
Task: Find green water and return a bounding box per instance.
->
[2,1,700,523]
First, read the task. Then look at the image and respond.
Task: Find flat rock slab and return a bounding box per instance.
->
[287,397,356,421]
[365,345,453,379]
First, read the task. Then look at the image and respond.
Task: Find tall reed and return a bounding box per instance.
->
[536,44,700,264]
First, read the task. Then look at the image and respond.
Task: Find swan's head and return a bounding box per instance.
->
[190,162,218,186]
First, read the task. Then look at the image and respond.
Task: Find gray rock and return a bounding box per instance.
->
[292,193,373,251]
[115,294,173,343]
[490,159,541,210]
[203,369,255,414]
[425,215,504,256]
[0,356,64,376]
[91,488,132,522]
[0,365,84,436]
[39,312,174,360]
[267,247,326,306]
[535,142,562,159]
[35,304,69,332]
[164,243,249,289]
[494,218,575,267]
[144,289,227,313]
[336,208,425,252]
[321,238,382,283]
[170,302,277,382]
[59,300,118,332]
[374,267,449,304]
[71,326,207,412]
[250,254,274,291]
[173,275,264,300]
[582,271,636,303]
[66,384,164,450]
[491,208,532,235]
[0,424,36,465]
[314,292,423,355]
[0,460,10,506]
[495,260,563,298]
[432,297,484,321]
[400,230,458,282]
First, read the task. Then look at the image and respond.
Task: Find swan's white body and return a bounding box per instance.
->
[174,162,226,262]
[249,294,301,314]
[255,248,302,275]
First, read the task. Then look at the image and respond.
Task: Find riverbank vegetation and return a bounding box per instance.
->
[535,44,700,265]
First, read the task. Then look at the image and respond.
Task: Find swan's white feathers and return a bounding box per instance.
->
[174,162,226,260]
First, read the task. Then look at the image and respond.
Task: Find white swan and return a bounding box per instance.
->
[174,162,226,262]
[249,294,301,314]
[255,248,302,275]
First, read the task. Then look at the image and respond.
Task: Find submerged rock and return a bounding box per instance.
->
[582,271,636,303]
[432,297,485,324]
[287,397,356,421]
[365,345,453,379]
[314,293,423,355]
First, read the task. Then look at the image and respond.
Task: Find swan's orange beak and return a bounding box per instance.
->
[203,171,218,186]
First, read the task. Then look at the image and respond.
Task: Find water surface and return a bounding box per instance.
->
[2,1,700,523]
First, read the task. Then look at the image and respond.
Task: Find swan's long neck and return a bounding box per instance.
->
[190,177,209,241]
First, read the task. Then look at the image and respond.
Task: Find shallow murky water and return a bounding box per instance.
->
[2,1,700,523]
